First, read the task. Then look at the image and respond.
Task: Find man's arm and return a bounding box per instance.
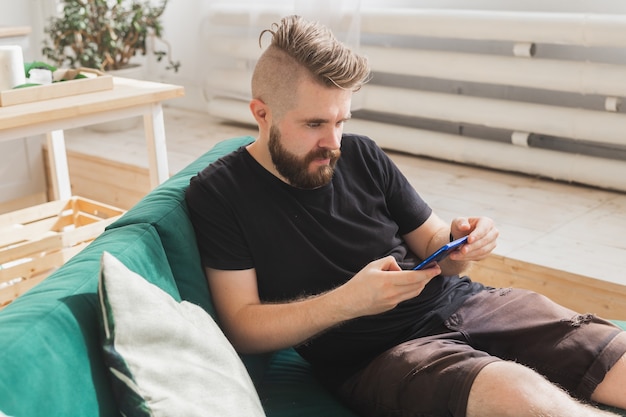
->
[206,256,441,354]
[403,212,499,276]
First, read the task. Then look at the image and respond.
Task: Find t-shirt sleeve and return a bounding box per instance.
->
[361,137,432,234]
[386,163,432,234]
[185,165,255,271]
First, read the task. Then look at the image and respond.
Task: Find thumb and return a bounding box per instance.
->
[377,256,402,272]
[452,217,471,237]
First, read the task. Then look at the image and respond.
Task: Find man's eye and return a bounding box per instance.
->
[307,123,321,128]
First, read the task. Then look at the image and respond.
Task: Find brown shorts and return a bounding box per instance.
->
[336,288,626,417]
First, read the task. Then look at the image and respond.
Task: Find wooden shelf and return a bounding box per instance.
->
[0,26,31,39]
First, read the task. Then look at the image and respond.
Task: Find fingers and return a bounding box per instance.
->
[377,257,441,296]
[451,217,472,239]
[351,256,441,316]
[449,217,499,261]
[376,255,403,272]
[382,266,440,308]
[371,256,440,284]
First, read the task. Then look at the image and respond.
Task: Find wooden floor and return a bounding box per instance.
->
[61,106,626,319]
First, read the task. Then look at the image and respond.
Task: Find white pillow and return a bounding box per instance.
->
[98,251,266,417]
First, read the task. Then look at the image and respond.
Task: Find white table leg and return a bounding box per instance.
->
[45,130,72,200]
[143,103,170,188]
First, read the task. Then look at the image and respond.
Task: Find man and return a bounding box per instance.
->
[186,15,626,417]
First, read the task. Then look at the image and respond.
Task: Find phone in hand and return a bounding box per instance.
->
[413,236,469,270]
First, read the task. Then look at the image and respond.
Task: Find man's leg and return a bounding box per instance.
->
[467,361,621,417]
[336,289,626,417]
[333,333,501,417]
[449,289,626,413]
[592,333,626,410]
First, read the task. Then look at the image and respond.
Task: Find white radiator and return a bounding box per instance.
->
[202,6,626,192]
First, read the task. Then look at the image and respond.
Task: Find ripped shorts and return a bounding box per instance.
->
[336,288,626,417]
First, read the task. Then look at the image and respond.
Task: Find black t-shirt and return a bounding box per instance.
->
[186,134,484,382]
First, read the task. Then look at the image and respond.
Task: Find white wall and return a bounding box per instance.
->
[360,0,626,12]
[155,0,626,113]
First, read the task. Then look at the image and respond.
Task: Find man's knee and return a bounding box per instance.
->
[467,361,594,417]
[466,361,614,417]
[468,361,541,411]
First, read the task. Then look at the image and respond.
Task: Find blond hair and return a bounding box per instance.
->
[251,15,370,117]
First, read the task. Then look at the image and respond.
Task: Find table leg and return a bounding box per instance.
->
[45,130,72,200]
[143,103,170,188]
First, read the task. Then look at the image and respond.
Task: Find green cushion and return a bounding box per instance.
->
[0,223,176,417]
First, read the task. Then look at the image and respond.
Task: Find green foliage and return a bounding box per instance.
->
[42,0,180,72]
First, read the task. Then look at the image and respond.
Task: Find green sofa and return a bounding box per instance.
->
[0,136,624,417]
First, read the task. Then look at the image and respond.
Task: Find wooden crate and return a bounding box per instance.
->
[0,196,125,309]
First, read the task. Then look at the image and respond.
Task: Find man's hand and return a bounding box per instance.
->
[448,216,498,262]
[337,256,441,318]
[402,213,499,277]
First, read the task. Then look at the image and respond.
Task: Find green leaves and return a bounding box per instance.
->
[42,0,180,72]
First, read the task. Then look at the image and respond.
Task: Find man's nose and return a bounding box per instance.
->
[320,125,342,149]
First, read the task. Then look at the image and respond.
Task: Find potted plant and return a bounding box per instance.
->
[42,0,180,73]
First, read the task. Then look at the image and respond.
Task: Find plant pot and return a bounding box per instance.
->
[88,65,145,133]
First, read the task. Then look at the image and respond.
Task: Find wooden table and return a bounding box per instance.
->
[0,77,184,200]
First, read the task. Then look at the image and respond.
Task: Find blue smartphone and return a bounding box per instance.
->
[413,236,469,270]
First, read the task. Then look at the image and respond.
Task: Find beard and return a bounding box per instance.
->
[268,125,341,189]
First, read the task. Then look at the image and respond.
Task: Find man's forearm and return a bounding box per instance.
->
[220,286,351,354]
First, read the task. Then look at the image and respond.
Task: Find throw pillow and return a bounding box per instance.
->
[98,251,266,417]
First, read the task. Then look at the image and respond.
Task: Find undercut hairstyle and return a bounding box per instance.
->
[251,15,371,119]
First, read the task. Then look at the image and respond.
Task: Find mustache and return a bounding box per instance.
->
[305,148,341,163]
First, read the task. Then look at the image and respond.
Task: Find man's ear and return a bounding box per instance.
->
[250,99,271,128]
